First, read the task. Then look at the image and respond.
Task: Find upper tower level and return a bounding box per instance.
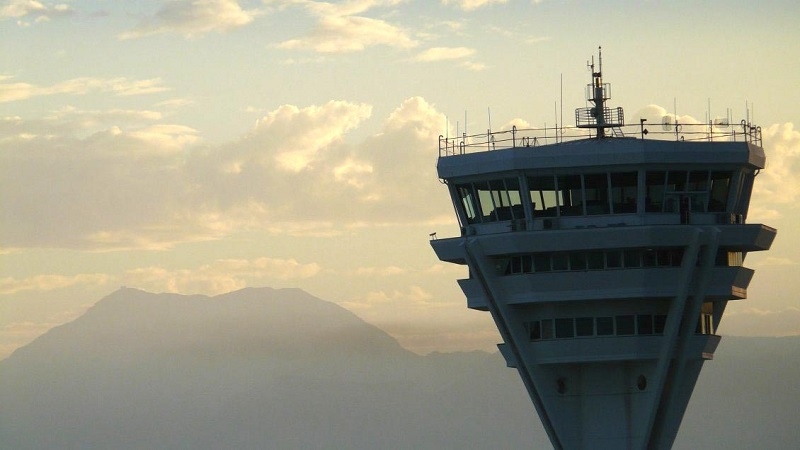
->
[435,48,765,238]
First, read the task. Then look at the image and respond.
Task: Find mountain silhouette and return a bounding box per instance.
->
[1,287,798,449]
[0,287,544,449]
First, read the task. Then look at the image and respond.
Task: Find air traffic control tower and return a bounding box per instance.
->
[430,49,776,449]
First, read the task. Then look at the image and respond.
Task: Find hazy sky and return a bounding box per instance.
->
[2,0,799,359]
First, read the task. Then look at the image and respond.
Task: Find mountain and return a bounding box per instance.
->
[0,287,546,449]
[1,287,798,449]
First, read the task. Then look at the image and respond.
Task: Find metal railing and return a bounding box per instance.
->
[438,120,762,158]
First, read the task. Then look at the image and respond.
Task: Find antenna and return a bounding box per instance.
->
[673,97,677,123]
[554,101,558,143]
[487,107,492,132]
[560,73,563,144]
[745,101,750,124]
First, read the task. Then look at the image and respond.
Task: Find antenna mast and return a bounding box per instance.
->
[575,46,623,138]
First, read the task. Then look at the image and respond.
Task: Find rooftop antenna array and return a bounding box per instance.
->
[575,46,624,137]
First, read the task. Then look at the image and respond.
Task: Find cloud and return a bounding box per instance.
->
[442,0,508,11]
[0,75,168,103]
[720,306,800,337]
[751,256,798,267]
[119,0,259,39]
[414,46,475,62]
[0,110,200,250]
[251,101,372,172]
[1,0,73,25]
[123,257,322,295]
[631,104,703,128]
[275,1,417,53]
[1,96,450,250]
[352,266,407,277]
[751,122,800,215]
[0,273,111,295]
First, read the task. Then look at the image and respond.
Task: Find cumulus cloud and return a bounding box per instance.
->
[123,257,322,295]
[251,101,372,172]
[275,1,417,53]
[0,75,168,103]
[352,265,407,276]
[119,0,259,39]
[442,0,508,11]
[1,95,450,250]
[1,0,73,25]
[752,123,800,213]
[0,109,200,250]
[631,104,703,129]
[414,46,475,62]
[0,273,111,295]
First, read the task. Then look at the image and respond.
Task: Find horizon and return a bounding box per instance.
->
[3,285,798,363]
[2,0,799,360]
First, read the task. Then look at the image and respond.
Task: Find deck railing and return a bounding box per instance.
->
[438,121,762,158]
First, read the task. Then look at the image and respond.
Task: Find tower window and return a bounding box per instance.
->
[576,317,595,336]
[596,317,614,335]
[555,318,575,338]
[541,319,554,339]
[615,315,635,335]
[637,315,654,335]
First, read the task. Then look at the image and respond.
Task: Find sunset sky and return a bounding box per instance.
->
[2,0,799,359]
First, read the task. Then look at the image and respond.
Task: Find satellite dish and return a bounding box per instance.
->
[662,116,673,131]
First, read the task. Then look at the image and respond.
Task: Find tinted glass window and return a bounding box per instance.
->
[555,318,575,338]
[645,171,666,212]
[570,252,587,271]
[541,319,554,339]
[606,251,622,268]
[576,317,594,336]
[558,174,583,216]
[587,252,605,270]
[709,171,732,212]
[528,175,559,217]
[529,321,541,340]
[624,250,641,268]
[552,253,569,271]
[533,254,551,272]
[654,315,667,334]
[611,172,638,213]
[457,184,480,224]
[637,315,654,335]
[596,317,614,335]
[584,173,610,215]
[616,315,635,335]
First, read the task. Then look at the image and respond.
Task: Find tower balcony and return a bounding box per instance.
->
[498,333,720,367]
[458,266,754,310]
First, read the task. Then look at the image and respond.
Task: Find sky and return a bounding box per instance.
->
[1,0,799,359]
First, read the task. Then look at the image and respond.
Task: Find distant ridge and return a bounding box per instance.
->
[0,287,543,449]
[1,287,798,449]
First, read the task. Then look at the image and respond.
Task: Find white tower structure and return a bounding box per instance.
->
[430,48,776,449]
